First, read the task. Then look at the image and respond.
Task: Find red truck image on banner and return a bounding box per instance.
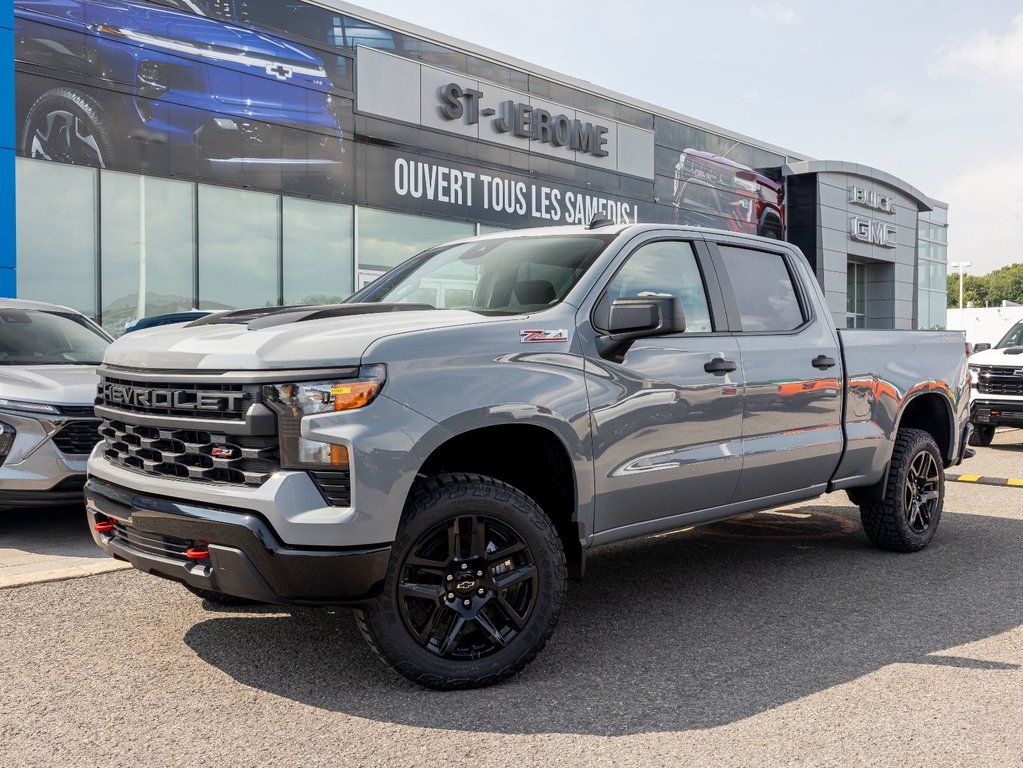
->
[673,149,784,239]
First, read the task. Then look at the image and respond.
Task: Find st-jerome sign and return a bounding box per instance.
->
[439,83,610,158]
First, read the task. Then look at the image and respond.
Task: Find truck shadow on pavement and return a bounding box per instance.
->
[184,505,1023,736]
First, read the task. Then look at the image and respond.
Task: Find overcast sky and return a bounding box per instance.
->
[361,0,1020,276]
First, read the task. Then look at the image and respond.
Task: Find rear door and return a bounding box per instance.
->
[708,238,845,501]
[580,233,746,537]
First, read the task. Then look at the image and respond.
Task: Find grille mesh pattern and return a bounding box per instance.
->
[109,519,192,562]
[52,421,102,455]
[975,366,1023,396]
[99,420,279,487]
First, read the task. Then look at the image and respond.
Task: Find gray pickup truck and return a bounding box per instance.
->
[85,221,971,689]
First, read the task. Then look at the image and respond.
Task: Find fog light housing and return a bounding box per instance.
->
[136,60,168,100]
[0,422,15,467]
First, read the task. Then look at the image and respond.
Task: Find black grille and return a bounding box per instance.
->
[109,519,192,562]
[309,469,352,507]
[56,405,97,417]
[99,420,279,487]
[976,366,1023,395]
[98,376,255,421]
[52,420,102,455]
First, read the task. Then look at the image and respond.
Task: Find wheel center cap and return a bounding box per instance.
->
[454,576,478,595]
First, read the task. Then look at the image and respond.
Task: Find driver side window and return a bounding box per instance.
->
[605,240,713,332]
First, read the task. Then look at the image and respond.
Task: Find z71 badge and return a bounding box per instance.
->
[520,329,569,343]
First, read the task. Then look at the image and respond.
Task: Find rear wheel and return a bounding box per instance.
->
[969,424,995,447]
[355,473,566,690]
[859,428,944,552]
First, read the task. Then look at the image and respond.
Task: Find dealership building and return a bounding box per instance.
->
[3,0,948,334]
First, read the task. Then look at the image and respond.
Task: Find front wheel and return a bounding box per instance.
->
[859,428,944,552]
[355,473,567,690]
[969,424,995,447]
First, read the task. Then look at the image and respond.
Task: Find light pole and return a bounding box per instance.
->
[951,261,972,316]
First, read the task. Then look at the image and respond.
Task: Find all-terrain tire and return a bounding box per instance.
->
[354,472,567,690]
[968,424,995,447]
[859,428,944,553]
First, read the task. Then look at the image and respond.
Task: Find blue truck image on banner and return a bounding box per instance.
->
[14,0,347,196]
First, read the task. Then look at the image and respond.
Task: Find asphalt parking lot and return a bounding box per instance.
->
[2,434,1023,767]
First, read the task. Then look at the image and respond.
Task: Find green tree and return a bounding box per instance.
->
[946,272,990,308]
[985,263,1023,306]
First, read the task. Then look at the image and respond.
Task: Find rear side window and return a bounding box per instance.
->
[718,246,804,332]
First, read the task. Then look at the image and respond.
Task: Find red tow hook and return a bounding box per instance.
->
[93,520,115,534]
[185,547,210,560]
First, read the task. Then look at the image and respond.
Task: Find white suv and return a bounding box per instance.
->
[0,299,110,509]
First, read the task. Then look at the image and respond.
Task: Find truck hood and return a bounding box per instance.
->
[103,309,504,371]
[0,365,100,407]
[969,347,1023,366]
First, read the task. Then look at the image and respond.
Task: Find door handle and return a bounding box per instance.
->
[812,355,837,370]
[704,357,737,375]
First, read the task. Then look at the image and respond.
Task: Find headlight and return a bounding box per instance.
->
[263,365,386,468]
[0,398,60,415]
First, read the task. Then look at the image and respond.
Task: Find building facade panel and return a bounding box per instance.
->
[7,0,945,331]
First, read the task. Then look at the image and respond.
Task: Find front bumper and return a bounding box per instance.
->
[970,399,1023,428]
[85,478,391,606]
[0,409,98,507]
[0,476,88,508]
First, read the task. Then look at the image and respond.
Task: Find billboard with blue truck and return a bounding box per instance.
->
[14,0,351,197]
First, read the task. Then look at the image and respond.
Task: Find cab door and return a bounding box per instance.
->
[708,238,845,501]
[580,234,746,538]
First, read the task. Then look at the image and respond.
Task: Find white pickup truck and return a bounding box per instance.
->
[967,320,1023,445]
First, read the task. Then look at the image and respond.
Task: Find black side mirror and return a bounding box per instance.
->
[596,296,685,360]
[973,343,991,353]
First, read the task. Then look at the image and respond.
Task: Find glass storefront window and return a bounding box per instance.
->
[847,262,866,329]
[357,209,474,273]
[283,197,354,304]
[198,185,280,310]
[16,158,98,317]
[100,171,195,335]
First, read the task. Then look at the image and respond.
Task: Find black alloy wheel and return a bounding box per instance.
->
[903,449,940,534]
[398,514,537,660]
[355,473,566,690]
[859,428,944,552]
[21,88,116,168]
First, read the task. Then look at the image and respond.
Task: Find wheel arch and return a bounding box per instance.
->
[412,418,587,580]
[848,390,956,506]
[896,391,956,465]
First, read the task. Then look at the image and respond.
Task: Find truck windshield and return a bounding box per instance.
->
[0,309,110,366]
[349,234,614,314]
[995,321,1023,349]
